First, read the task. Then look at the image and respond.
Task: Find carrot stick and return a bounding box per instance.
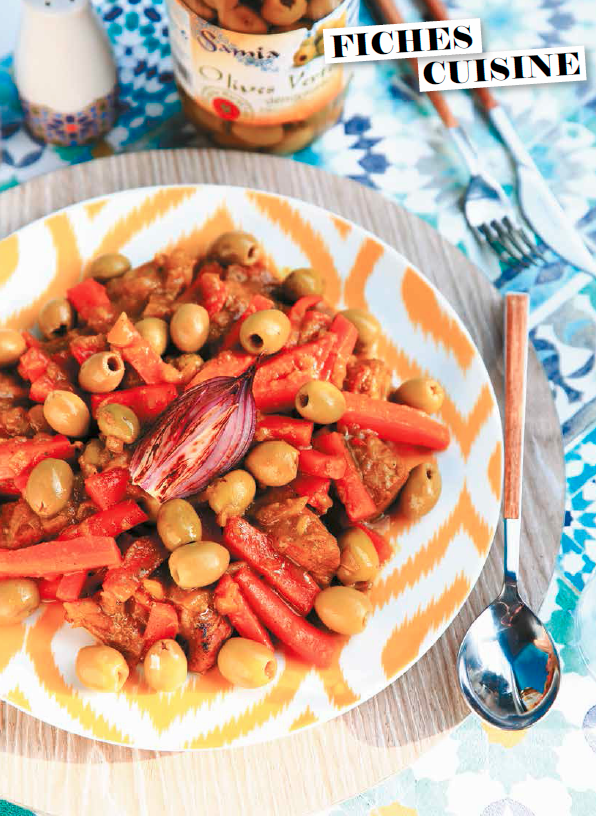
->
[342,392,450,450]
[0,537,121,578]
[234,566,336,668]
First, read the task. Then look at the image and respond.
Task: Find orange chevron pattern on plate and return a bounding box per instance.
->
[0,185,503,750]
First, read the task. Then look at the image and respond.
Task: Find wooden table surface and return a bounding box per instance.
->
[0,149,565,816]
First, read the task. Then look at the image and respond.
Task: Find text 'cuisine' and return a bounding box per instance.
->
[418,47,587,91]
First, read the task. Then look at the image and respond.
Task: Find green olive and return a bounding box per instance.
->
[205,469,256,525]
[157,499,202,552]
[78,351,125,394]
[76,644,129,692]
[43,390,90,437]
[210,231,261,266]
[0,329,26,367]
[399,462,442,520]
[169,541,230,589]
[393,378,445,415]
[239,309,291,355]
[283,268,325,302]
[89,253,131,281]
[38,297,74,339]
[25,457,74,517]
[314,586,372,635]
[337,528,380,586]
[170,303,209,353]
[96,403,140,444]
[81,438,104,469]
[339,308,381,349]
[217,637,277,688]
[135,317,169,356]
[244,440,299,487]
[0,578,40,626]
[144,638,187,692]
[295,380,346,424]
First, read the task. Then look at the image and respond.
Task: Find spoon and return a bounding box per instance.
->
[457,293,561,730]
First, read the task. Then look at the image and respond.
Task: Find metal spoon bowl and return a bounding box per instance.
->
[458,566,561,730]
[457,295,561,730]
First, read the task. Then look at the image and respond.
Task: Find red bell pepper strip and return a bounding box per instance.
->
[29,372,75,403]
[255,414,313,448]
[56,571,88,602]
[298,448,346,479]
[252,332,337,412]
[17,347,50,382]
[291,474,332,514]
[354,522,393,563]
[59,500,148,541]
[196,271,228,317]
[90,383,178,422]
[23,330,41,349]
[288,295,322,326]
[143,602,179,647]
[0,435,74,481]
[222,294,274,350]
[314,432,376,522]
[234,566,336,668]
[341,392,450,450]
[102,535,168,602]
[67,279,116,324]
[107,313,181,385]
[38,575,62,601]
[186,350,252,390]
[327,314,358,388]
[0,536,121,578]
[69,334,107,365]
[85,467,129,510]
[214,573,272,649]
[223,517,319,616]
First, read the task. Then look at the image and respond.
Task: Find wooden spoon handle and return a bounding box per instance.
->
[504,293,529,519]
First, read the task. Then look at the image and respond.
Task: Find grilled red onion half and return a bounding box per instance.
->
[130,367,256,502]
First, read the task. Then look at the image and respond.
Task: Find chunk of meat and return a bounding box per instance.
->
[252,488,340,586]
[349,431,409,515]
[168,585,232,673]
[102,535,169,602]
[107,250,195,319]
[64,595,145,666]
[0,374,29,403]
[0,478,96,548]
[0,403,31,437]
[206,261,281,346]
[0,499,43,549]
[344,358,391,400]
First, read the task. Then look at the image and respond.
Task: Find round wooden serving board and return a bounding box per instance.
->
[0,150,565,816]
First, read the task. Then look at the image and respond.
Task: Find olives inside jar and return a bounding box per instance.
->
[174,0,350,154]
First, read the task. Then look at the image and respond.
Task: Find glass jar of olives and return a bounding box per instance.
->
[165,0,358,153]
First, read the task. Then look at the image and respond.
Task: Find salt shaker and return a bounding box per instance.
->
[14,0,118,146]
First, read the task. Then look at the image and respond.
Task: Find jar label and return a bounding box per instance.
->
[166,0,358,127]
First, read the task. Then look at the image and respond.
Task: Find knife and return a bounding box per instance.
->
[421,0,596,275]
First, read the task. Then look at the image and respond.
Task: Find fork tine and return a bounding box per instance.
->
[504,218,546,261]
[480,223,532,269]
[491,220,536,266]
[478,224,524,267]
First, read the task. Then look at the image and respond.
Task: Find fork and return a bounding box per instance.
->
[365,0,543,267]
[429,92,544,267]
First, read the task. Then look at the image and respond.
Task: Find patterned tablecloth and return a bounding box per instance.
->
[2,0,596,814]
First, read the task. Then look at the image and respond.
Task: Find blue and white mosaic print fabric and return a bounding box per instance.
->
[3,1,596,814]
